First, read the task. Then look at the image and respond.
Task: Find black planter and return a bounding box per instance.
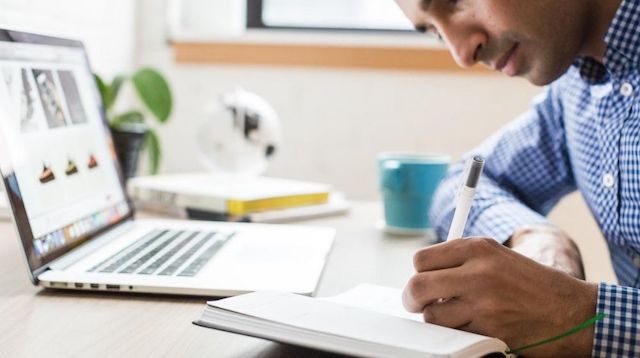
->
[110,124,148,180]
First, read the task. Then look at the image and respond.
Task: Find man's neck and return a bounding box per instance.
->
[580,0,623,61]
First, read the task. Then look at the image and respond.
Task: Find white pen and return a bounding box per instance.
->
[446,156,485,241]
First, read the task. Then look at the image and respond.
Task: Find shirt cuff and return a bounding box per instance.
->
[593,283,640,357]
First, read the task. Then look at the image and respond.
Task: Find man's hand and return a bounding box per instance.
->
[403,238,597,357]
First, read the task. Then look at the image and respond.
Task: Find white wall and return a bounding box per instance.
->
[0,0,136,77]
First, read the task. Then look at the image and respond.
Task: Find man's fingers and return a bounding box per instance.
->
[422,297,472,329]
[402,268,465,313]
[413,237,501,272]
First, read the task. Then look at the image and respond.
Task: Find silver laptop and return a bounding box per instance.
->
[0,29,335,297]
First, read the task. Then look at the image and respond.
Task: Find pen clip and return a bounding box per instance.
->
[455,158,473,197]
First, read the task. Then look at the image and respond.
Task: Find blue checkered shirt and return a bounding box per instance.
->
[430,1,640,356]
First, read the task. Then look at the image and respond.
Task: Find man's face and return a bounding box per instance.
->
[395,0,590,85]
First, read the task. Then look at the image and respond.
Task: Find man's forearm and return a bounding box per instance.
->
[506,226,585,279]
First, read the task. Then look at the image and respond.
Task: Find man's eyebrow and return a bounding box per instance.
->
[420,0,432,11]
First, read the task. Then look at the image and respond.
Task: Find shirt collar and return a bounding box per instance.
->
[603,0,640,69]
[574,0,640,83]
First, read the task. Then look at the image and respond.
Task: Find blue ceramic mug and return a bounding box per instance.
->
[378,153,450,235]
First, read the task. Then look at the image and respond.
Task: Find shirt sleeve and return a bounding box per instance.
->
[429,82,576,243]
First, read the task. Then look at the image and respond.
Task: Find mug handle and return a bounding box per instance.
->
[381,160,404,191]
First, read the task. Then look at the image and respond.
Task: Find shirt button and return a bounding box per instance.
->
[620,82,634,97]
[602,173,615,188]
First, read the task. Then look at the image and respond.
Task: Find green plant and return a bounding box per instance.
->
[94,68,172,174]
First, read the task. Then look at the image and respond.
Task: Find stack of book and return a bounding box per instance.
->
[127,173,349,223]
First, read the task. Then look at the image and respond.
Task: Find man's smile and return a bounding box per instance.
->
[494,43,520,76]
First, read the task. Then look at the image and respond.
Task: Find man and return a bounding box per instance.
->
[394,0,638,356]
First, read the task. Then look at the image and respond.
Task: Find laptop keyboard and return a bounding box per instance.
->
[88,229,234,277]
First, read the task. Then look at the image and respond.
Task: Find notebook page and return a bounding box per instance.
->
[208,290,497,356]
[321,283,422,321]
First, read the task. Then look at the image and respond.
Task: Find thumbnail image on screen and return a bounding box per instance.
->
[32,69,68,129]
[1,67,45,133]
[57,70,87,125]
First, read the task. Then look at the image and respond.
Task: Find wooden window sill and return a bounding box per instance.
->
[171,31,491,73]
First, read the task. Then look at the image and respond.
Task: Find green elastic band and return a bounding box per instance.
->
[505,313,605,355]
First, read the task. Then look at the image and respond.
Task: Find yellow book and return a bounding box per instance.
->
[128,173,332,216]
[226,192,329,216]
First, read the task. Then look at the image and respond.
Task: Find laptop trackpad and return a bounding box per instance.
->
[203,233,329,290]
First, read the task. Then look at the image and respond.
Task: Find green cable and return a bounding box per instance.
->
[505,313,606,355]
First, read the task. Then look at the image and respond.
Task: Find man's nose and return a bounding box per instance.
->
[445,30,486,68]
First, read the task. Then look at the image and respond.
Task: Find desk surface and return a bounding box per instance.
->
[0,201,429,357]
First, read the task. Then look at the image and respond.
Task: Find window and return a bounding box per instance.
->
[247,0,414,32]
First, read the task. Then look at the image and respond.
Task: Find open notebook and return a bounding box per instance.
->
[194,284,510,358]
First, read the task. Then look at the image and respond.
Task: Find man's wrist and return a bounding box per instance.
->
[552,280,598,357]
[517,274,598,357]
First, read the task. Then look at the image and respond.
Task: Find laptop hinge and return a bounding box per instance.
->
[47,219,136,271]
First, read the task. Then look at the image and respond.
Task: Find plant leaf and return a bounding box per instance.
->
[144,129,162,175]
[105,75,126,110]
[111,110,145,129]
[132,68,172,123]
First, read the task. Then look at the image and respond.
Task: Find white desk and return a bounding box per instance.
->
[0,201,428,357]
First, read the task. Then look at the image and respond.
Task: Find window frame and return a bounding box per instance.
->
[245,0,413,33]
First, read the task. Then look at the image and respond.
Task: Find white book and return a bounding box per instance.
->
[128,173,332,216]
[133,192,349,223]
[195,284,509,358]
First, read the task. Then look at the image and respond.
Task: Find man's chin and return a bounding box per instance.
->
[523,64,571,86]
[525,74,556,86]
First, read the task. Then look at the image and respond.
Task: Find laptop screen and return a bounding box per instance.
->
[0,30,133,276]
